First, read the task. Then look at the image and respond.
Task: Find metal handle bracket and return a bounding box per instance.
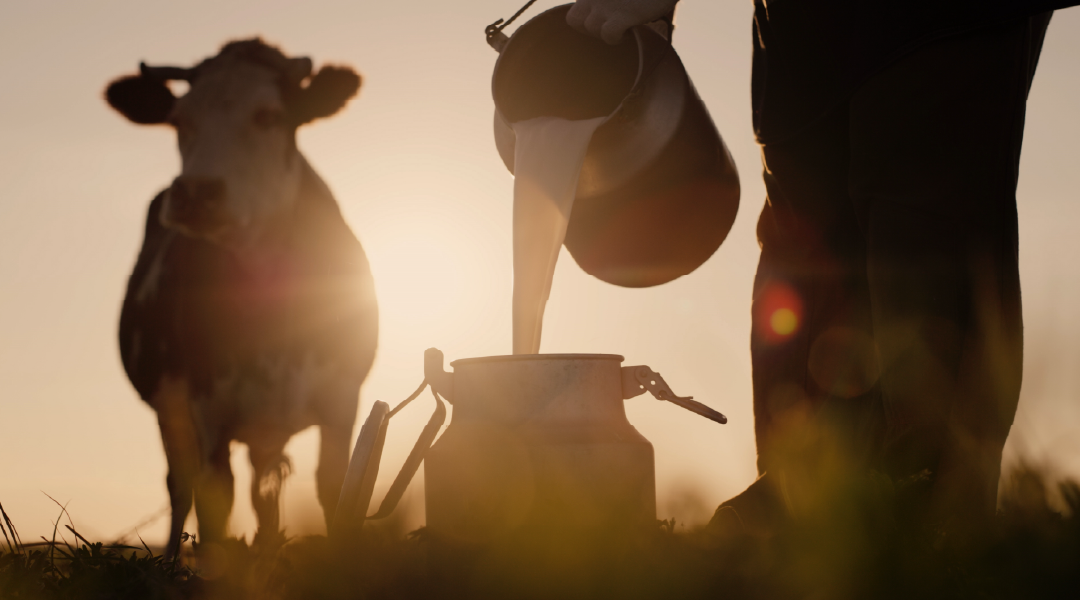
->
[622,365,727,425]
[424,347,454,403]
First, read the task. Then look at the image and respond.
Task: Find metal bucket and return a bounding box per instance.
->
[490,3,740,288]
[424,352,655,545]
[332,349,726,551]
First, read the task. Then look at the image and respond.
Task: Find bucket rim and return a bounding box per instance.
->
[449,353,625,367]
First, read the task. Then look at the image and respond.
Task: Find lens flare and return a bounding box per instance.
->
[770,307,798,336]
[756,281,803,343]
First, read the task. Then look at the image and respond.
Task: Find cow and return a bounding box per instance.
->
[105,39,378,556]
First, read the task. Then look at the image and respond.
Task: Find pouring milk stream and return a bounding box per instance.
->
[511,116,605,354]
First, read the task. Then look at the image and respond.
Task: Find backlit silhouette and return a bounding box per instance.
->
[105,39,378,556]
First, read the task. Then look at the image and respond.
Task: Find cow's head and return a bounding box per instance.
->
[105,39,361,246]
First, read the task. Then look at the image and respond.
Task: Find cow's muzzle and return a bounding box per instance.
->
[162,177,230,236]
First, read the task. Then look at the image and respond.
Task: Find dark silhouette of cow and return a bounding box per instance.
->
[105,39,378,555]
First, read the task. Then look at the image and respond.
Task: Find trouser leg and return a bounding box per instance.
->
[847,14,1049,520]
[751,106,884,516]
[747,13,1050,525]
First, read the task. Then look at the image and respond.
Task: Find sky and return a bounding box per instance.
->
[1,1,1079,546]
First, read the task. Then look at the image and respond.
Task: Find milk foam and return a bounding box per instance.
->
[511,116,605,355]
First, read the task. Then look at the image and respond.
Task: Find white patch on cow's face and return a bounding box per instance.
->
[162,58,303,247]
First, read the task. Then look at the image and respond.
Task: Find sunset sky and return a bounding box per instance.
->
[2,1,1079,545]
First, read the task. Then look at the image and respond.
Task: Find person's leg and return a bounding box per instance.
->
[717,106,885,532]
[848,13,1051,524]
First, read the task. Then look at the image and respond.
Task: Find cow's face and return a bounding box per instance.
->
[164,58,301,245]
[105,39,361,248]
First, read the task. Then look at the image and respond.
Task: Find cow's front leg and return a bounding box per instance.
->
[317,416,355,532]
[152,376,199,558]
[315,380,361,533]
[194,440,234,545]
[249,440,290,547]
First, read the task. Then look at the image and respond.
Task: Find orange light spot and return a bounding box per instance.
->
[770,308,798,336]
[756,281,803,343]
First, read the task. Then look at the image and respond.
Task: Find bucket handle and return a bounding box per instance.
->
[485,0,539,51]
[485,1,676,52]
[622,365,727,424]
[331,378,447,538]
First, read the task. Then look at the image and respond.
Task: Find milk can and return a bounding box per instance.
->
[425,352,656,546]
[332,349,726,551]
[488,3,740,288]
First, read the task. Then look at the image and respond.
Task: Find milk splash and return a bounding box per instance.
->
[511,116,605,354]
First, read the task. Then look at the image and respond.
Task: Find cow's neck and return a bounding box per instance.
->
[215,155,342,328]
[227,155,333,265]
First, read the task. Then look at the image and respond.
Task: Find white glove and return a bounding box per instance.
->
[566,0,680,45]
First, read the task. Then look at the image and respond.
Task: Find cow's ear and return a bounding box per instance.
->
[291,66,361,125]
[105,75,176,125]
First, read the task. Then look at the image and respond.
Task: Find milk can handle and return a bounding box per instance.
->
[621,365,727,424]
[368,386,447,520]
[331,378,447,537]
[331,400,389,536]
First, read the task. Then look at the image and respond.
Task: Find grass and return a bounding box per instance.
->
[2,463,1078,599]
[0,499,201,600]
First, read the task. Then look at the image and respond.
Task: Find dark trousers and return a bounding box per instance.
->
[750,14,1051,522]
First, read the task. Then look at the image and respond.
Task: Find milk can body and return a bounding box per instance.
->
[424,354,656,547]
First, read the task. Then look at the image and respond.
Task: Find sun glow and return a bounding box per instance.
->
[361,208,508,353]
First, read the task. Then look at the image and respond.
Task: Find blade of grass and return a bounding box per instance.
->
[22,541,73,548]
[43,492,77,540]
[136,529,155,559]
[0,522,10,553]
[65,524,92,547]
[0,502,15,553]
[0,499,22,552]
[41,536,74,564]
[49,502,66,566]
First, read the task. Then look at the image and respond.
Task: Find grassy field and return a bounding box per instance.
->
[3,463,1078,600]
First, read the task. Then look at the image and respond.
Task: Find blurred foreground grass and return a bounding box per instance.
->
[2,462,1078,600]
